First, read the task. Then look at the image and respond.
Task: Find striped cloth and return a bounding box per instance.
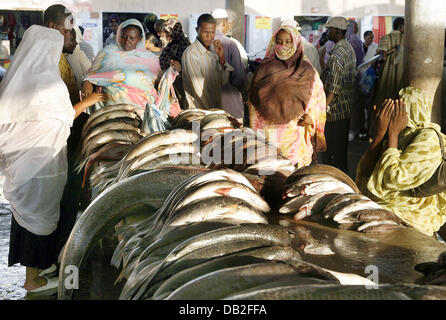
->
[181,39,233,109]
[321,39,357,122]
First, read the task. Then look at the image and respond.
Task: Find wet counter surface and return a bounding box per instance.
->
[275,217,446,285]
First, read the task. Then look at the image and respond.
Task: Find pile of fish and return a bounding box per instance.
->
[76,104,146,187]
[111,169,346,300]
[58,166,446,300]
[280,165,406,233]
[171,108,241,131]
[88,129,202,194]
[173,109,295,176]
[85,108,297,197]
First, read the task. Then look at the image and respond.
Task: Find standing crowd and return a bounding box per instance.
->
[0,4,445,294]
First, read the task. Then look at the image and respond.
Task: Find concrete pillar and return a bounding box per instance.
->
[227,0,245,45]
[403,0,446,125]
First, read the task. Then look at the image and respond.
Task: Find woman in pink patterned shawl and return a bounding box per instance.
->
[82,19,181,131]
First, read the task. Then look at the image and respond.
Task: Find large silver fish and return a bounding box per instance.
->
[165,196,268,227]
[120,224,295,300]
[58,167,206,300]
[137,240,283,299]
[81,110,141,138]
[81,104,135,136]
[123,130,199,164]
[171,180,270,213]
[151,245,303,299]
[80,130,143,159]
[164,261,333,300]
[287,164,361,194]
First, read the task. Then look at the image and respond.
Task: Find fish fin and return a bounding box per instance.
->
[214,187,233,196]
[294,207,308,221]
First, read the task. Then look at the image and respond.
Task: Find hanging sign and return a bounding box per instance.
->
[255,16,272,30]
[160,14,179,20]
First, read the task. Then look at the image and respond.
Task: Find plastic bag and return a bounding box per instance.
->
[359,66,378,96]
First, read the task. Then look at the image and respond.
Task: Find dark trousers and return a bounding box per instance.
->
[322,118,350,174]
[55,113,90,258]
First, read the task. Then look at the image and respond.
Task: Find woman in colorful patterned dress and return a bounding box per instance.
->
[81,19,181,132]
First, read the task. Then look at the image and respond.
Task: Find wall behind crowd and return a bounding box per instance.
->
[0,0,406,58]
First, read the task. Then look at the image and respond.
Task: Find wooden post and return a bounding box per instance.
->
[403,0,446,125]
[227,0,245,45]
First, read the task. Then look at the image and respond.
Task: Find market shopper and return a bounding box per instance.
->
[82,19,181,130]
[321,17,356,174]
[78,26,95,62]
[346,20,365,67]
[181,14,233,110]
[373,17,405,109]
[212,8,248,121]
[55,26,92,262]
[0,4,105,293]
[105,14,120,46]
[66,26,92,90]
[356,88,446,237]
[158,18,190,109]
[248,22,327,167]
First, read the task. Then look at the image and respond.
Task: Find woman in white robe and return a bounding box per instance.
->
[0,24,105,292]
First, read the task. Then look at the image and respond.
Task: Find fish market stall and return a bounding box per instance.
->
[60,108,446,300]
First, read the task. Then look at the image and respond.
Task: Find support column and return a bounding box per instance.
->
[403,0,446,125]
[227,0,245,45]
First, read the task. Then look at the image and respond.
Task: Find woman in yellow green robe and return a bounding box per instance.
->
[356,87,446,237]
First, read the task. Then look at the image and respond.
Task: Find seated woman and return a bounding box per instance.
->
[81,19,181,132]
[248,21,327,168]
[356,87,446,237]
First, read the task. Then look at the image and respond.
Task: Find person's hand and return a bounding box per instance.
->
[388,99,408,138]
[213,40,225,66]
[83,92,107,106]
[81,81,94,100]
[298,113,313,127]
[170,60,181,73]
[372,99,394,139]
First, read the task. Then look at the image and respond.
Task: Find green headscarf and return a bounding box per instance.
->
[399,87,441,131]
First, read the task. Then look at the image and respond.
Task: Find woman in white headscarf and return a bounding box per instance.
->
[0,24,105,292]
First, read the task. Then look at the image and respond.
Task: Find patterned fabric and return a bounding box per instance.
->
[250,25,317,125]
[83,19,180,123]
[265,25,298,60]
[321,39,356,122]
[159,19,190,71]
[346,21,365,66]
[181,39,233,109]
[249,75,326,167]
[373,30,404,108]
[356,87,446,236]
[59,54,79,105]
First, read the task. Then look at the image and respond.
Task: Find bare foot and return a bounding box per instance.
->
[24,276,47,291]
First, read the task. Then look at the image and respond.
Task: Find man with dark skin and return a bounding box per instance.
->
[182,14,232,110]
[321,17,356,173]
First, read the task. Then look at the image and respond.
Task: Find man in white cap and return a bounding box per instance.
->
[211,8,248,122]
[320,16,356,174]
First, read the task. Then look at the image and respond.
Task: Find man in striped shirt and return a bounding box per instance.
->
[321,17,357,174]
[181,14,233,110]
